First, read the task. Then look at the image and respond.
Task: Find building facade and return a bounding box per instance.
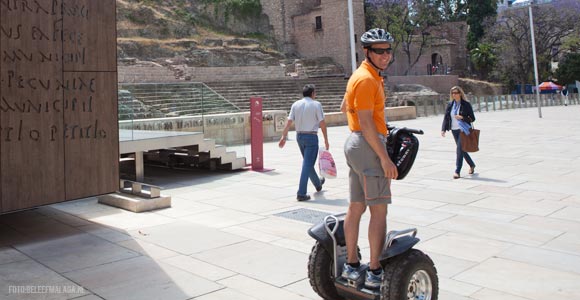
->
[260,0,366,75]
[260,1,468,77]
[386,21,469,77]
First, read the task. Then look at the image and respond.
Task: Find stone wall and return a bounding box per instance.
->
[261,0,365,73]
[292,0,365,74]
[435,21,469,75]
[459,78,506,95]
[387,75,459,94]
[386,21,468,77]
[118,107,417,145]
[261,0,300,54]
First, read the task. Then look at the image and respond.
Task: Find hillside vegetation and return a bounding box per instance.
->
[116,0,284,66]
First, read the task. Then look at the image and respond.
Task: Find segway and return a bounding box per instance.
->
[307,126,438,300]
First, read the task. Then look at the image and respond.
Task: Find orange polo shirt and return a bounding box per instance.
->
[344,60,388,136]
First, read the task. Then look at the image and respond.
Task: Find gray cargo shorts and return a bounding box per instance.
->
[344,132,391,206]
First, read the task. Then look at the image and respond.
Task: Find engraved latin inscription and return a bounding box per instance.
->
[1,1,108,143]
[0,0,89,19]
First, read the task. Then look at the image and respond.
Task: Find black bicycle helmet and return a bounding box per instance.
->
[361,28,394,47]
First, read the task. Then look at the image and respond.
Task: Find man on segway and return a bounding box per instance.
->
[341,28,397,289]
[308,28,437,300]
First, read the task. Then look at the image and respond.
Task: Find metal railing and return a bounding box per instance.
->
[393,93,579,118]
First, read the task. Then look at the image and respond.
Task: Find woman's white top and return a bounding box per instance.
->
[450,101,460,130]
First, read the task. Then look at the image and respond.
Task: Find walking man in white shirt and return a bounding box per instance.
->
[279,84,329,201]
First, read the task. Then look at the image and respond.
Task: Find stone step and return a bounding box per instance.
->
[136,135,246,172]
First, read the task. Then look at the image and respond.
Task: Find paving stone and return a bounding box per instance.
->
[498,245,580,275]
[468,196,566,216]
[419,232,513,262]
[127,221,247,255]
[0,260,88,300]
[14,233,140,273]
[64,256,223,300]
[161,254,235,282]
[217,274,312,300]
[431,215,562,247]
[193,240,308,288]
[455,258,580,300]
[178,208,265,228]
[3,106,580,299]
[0,247,28,265]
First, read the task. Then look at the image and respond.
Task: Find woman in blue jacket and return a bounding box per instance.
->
[441,86,476,179]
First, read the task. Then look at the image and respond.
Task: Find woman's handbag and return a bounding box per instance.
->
[460,126,480,153]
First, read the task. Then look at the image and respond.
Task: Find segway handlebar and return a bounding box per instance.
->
[323,215,342,279]
[388,125,424,135]
[402,128,424,135]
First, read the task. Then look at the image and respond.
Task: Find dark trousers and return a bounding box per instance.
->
[452,130,475,174]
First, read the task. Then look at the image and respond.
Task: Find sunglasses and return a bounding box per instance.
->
[369,47,393,55]
[451,91,460,94]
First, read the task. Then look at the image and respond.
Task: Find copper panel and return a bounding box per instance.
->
[1,0,65,212]
[63,0,117,72]
[63,72,118,200]
[1,0,118,213]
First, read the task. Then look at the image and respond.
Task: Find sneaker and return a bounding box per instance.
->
[316,177,325,192]
[296,194,311,201]
[341,263,365,281]
[365,269,383,289]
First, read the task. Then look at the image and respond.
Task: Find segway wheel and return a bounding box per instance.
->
[381,249,438,300]
[307,242,344,300]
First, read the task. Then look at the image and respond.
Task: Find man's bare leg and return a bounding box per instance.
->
[344,202,366,263]
[368,204,388,270]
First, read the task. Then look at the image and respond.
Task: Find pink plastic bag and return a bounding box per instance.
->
[318,147,337,179]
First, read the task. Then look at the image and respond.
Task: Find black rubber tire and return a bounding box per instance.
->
[307,242,344,300]
[380,249,438,300]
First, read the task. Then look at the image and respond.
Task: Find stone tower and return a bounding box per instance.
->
[261,0,366,75]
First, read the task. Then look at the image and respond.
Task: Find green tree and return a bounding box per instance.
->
[201,0,262,21]
[366,0,442,75]
[436,0,468,21]
[470,43,496,80]
[555,53,580,85]
[561,36,580,53]
[484,4,577,88]
[466,0,498,50]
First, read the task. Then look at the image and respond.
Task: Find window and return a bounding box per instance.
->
[315,16,322,31]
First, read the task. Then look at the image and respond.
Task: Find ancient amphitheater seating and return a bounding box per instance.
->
[118,83,239,118]
[183,66,288,82]
[205,77,350,113]
[118,65,182,83]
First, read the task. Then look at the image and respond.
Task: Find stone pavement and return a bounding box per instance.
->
[1,105,579,300]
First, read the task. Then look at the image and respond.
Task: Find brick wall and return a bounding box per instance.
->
[261,0,365,75]
[386,21,468,77]
[436,21,469,74]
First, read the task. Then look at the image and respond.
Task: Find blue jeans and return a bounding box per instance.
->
[452,130,475,174]
[297,133,322,196]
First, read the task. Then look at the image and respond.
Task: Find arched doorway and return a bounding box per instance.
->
[430,53,443,75]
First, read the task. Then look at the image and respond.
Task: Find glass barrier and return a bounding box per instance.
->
[117,82,247,165]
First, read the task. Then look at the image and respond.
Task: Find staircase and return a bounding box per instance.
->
[205,77,350,113]
[118,64,183,83]
[118,82,246,176]
[118,83,241,118]
[120,130,247,181]
[142,138,247,171]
